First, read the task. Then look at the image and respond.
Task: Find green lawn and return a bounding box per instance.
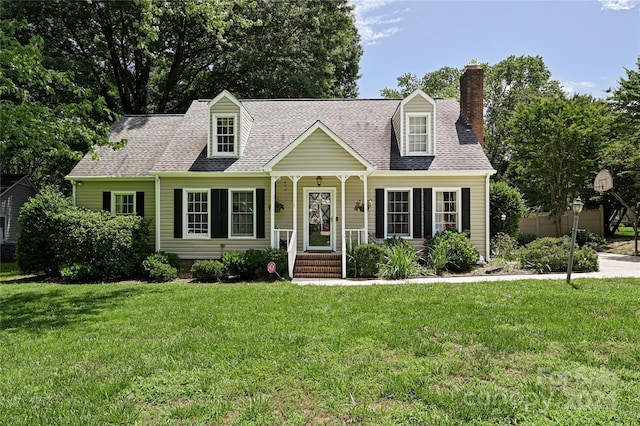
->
[1,279,639,425]
[615,225,636,239]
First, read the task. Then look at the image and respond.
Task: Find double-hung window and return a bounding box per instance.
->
[406,113,430,155]
[213,114,237,155]
[230,189,255,238]
[184,189,209,238]
[434,190,460,233]
[112,192,135,216]
[386,189,411,237]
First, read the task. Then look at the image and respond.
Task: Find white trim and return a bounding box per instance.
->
[304,187,336,251]
[208,90,242,109]
[269,170,369,178]
[71,180,77,206]
[210,112,238,157]
[432,188,462,235]
[485,174,491,260]
[405,112,432,156]
[372,170,495,177]
[155,175,161,252]
[263,120,374,172]
[111,191,136,216]
[228,188,257,239]
[65,176,155,181]
[384,187,413,238]
[183,188,211,239]
[150,171,268,178]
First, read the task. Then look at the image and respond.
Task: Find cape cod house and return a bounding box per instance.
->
[67,65,495,278]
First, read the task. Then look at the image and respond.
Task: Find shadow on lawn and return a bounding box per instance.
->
[0,286,163,333]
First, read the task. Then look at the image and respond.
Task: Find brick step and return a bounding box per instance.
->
[295,272,342,279]
[294,252,342,278]
[294,266,342,274]
[295,259,341,267]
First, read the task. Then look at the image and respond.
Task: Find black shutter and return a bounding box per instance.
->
[136,192,145,217]
[462,188,471,234]
[423,188,433,238]
[412,188,422,239]
[174,189,183,238]
[256,188,265,238]
[375,188,385,238]
[103,191,111,212]
[211,188,228,238]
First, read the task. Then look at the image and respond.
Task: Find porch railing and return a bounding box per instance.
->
[287,230,297,279]
[273,228,294,250]
[345,228,367,249]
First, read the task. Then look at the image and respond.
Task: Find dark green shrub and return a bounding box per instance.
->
[424,229,479,273]
[60,263,98,283]
[263,248,288,279]
[191,260,227,282]
[576,229,606,247]
[17,186,73,274]
[350,244,384,278]
[490,182,526,238]
[518,237,598,273]
[142,253,180,282]
[17,188,151,280]
[378,244,423,280]
[243,248,267,279]
[517,233,538,246]
[222,250,245,277]
[491,232,519,260]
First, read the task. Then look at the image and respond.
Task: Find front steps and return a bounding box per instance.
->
[294,252,342,279]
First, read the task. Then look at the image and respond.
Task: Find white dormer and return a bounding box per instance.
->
[391,89,437,156]
[208,90,253,158]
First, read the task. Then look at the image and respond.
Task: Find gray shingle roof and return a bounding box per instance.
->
[69,97,494,178]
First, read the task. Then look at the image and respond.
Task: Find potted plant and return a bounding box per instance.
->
[275,200,285,213]
[354,199,372,212]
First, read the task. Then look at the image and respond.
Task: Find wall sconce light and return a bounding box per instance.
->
[316,176,323,187]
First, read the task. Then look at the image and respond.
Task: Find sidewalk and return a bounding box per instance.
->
[293,252,640,286]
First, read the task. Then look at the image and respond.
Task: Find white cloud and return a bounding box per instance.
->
[562,81,597,95]
[350,0,406,45]
[599,0,640,11]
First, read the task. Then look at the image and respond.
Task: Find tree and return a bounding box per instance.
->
[0,21,118,189]
[489,182,526,238]
[4,0,362,114]
[507,94,611,236]
[380,66,462,99]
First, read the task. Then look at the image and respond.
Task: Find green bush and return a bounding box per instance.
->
[243,248,267,279]
[222,251,245,277]
[349,244,384,278]
[142,252,180,282]
[191,260,227,282]
[517,233,538,246]
[378,244,423,280]
[17,188,151,281]
[576,229,606,247]
[518,237,599,273]
[490,182,526,238]
[384,236,413,250]
[491,232,519,260]
[263,248,288,279]
[424,229,479,273]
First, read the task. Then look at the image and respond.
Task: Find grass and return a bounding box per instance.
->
[2,278,640,424]
[0,262,20,280]
[615,225,636,239]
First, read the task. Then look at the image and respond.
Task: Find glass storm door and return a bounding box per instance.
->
[306,190,334,250]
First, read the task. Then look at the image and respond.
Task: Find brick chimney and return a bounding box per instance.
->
[460,64,484,146]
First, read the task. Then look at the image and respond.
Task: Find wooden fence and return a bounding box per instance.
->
[519,205,604,237]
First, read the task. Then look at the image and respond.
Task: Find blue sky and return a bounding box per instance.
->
[351,0,640,98]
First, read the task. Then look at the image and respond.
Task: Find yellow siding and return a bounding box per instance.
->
[272,129,366,172]
[75,180,156,247]
[159,176,272,259]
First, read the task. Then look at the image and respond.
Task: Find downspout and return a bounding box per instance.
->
[485,173,491,260]
[155,175,161,252]
[71,180,77,206]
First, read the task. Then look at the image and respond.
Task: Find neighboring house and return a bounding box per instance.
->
[1,174,37,262]
[67,65,495,278]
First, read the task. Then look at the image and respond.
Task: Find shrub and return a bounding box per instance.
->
[263,248,288,279]
[378,243,423,280]
[17,188,151,281]
[424,229,479,273]
[490,182,526,238]
[191,259,227,282]
[349,244,384,278]
[491,232,519,260]
[384,236,413,250]
[576,229,606,248]
[517,233,538,247]
[243,249,267,279]
[426,242,450,275]
[518,237,598,273]
[223,251,245,277]
[142,252,180,282]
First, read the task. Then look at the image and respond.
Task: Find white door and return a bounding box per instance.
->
[304,188,335,251]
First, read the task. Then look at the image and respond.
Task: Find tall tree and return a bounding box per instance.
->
[507,94,611,236]
[0,21,119,189]
[4,0,362,114]
[380,66,462,99]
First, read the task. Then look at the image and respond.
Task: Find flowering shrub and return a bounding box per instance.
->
[423,229,479,273]
[518,237,598,273]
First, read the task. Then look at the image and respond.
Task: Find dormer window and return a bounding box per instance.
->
[407,113,430,154]
[213,113,237,156]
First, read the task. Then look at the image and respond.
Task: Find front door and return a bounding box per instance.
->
[305,188,335,251]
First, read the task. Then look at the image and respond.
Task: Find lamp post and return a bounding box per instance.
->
[567,197,584,285]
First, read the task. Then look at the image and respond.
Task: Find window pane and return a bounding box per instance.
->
[217,117,235,153]
[187,191,208,235]
[408,115,429,153]
[231,190,254,237]
[435,191,457,233]
[115,193,134,215]
[387,190,410,236]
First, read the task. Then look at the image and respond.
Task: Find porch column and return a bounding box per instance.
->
[338,174,348,278]
[291,175,301,244]
[270,176,280,248]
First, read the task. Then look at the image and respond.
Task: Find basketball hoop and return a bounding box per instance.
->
[594,169,613,192]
